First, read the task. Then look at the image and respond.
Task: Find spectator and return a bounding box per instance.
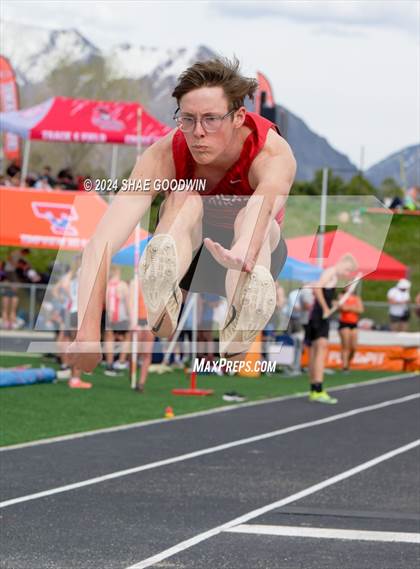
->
[197,292,220,363]
[59,256,92,388]
[5,163,21,186]
[387,278,411,332]
[56,168,77,190]
[1,249,30,328]
[104,266,131,376]
[305,254,358,404]
[0,260,18,329]
[338,285,364,372]
[129,278,155,393]
[41,166,56,187]
[282,286,314,374]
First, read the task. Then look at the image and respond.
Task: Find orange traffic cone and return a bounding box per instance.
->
[238,332,262,378]
[164,406,175,419]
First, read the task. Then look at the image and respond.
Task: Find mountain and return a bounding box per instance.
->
[279,108,357,181]
[0,19,362,181]
[364,144,420,189]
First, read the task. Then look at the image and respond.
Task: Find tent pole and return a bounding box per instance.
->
[21,139,31,186]
[130,106,143,389]
[110,144,119,181]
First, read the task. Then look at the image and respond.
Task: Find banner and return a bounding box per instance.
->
[255,71,275,115]
[301,344,420,372]
[0,56,20,162]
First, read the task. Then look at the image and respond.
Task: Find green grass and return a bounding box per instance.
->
[0,353,403,447]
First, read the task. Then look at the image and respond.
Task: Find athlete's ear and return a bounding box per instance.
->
[233,106,246,128]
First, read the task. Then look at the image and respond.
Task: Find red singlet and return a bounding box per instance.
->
[172,111,285,229]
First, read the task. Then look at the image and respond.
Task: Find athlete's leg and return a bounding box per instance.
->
[226,206,280,303]
[136,328,154,391]
[310,337,328,383]
[349,328,358,366]
[155,191,203,280]
[339,327,351,369]
[104,328,115,367]
[140,192,203,338]
[1,296,10,328]
[219,206,280,358]
[308,335,337,403]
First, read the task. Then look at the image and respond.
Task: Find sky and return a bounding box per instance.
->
[2,0,419,169]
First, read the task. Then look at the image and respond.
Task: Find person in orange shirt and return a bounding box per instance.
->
[338,287,364,372]
[129,278,155,393]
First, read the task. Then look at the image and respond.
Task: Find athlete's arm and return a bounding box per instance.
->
[204,131,296,273]
[68,133,175,371]
[239,131,296,271]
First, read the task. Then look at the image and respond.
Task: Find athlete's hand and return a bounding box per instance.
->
[204,238,256,273]
[322,308,332,320]
[67,336,102,372]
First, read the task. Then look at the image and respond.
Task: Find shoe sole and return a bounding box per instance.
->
[220,265,276,358]
[139,234,182,338]
[309,397,338,405]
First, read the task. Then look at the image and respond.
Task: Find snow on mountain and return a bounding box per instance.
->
[1,20,213,87]
[365,144,420,188]
[1,20,100,84]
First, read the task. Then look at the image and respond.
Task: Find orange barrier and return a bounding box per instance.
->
[301,344,419,372]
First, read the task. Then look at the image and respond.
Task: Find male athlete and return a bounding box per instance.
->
[69,57,296,371]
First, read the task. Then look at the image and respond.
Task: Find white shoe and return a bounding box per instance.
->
[139,234,182,338]
[113,360,128,371]
[220,265,276,358]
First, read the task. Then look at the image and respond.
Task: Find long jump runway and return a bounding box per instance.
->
[1,374,419,569]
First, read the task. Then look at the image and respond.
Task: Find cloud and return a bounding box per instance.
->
[211,1,420,37]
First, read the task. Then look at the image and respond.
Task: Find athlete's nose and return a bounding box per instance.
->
[192,119,206,137]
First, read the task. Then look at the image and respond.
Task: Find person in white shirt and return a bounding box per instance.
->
[387,278,411,332]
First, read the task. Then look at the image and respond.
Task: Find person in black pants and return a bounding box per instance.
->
[305,254,358,404]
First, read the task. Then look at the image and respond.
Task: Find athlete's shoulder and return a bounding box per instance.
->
[263,128,295,161]
[250,128,296,184]
[135,129,177,178]
[148,129,177,157]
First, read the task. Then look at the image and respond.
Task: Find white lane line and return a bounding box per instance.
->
[226,524,420,544]
[1,372,416,452]
[1,393,419,510]
[126,439,420,569]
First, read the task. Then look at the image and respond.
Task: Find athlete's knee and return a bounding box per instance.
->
[163,190,203,224]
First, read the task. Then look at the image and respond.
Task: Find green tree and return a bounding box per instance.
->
[345,174,377,196]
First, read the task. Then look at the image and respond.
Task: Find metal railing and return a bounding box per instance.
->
[0,282,419,333]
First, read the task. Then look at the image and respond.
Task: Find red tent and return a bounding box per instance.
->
[0,96,171,146]
[286,229,408,280]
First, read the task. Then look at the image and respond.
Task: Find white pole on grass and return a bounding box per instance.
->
[191,293,198,366]
[130,106,143,389]
[162,294,195,366]
[317,167,328,268]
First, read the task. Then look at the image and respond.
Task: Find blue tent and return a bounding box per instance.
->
[112,237,152,265]
[279,257,322,281]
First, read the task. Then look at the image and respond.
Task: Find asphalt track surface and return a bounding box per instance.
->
[1,374,419,569]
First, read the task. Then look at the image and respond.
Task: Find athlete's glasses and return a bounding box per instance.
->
[173,109,235,133]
